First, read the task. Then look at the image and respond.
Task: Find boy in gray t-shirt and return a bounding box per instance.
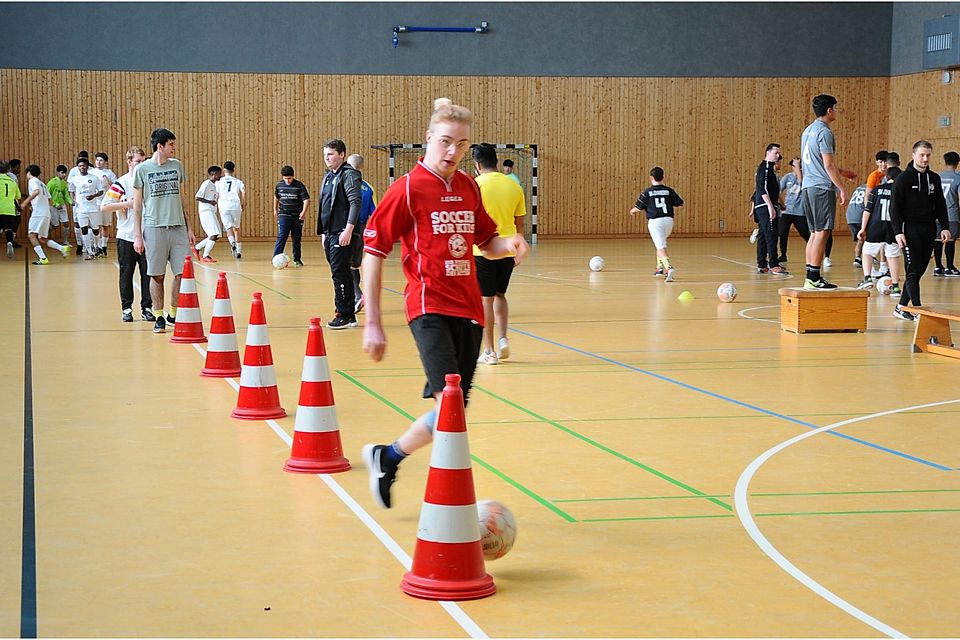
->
[132,128,195,334]
[933,151,960,275]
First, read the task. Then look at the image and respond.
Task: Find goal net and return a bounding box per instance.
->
[373,143,539,244]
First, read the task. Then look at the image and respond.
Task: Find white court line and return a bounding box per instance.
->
[734,398,960,639]
[737,305,780,324]
[188,343,489,639]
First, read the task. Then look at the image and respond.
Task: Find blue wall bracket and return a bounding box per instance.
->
[393,21,488,48]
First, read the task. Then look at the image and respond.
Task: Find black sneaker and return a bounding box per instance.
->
[857,277,874,290]
[141,309,156,321]
[893,305,916,321]
[236,252,242,259]
[327,314,357,330]
[165,314,176,325]
[122,309,134,322]
[361,444,398,509]
[854,258,863,267]
[153,316,166,333]
[803,278,838,290]
[945,267,960,277]
[293,259,304,268]
[230,244,236,257]
[778,255,788,263]
[933,267,945,277]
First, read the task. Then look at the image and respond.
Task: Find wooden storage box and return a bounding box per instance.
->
[778,287,869,334]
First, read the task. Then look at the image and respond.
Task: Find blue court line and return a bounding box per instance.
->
[22,261,38,637]
[509,327,953,471]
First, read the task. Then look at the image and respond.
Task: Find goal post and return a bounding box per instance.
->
[372,143,539,244]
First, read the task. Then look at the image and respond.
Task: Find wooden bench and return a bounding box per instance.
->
[911,306,960,358]
[778,287,870,334]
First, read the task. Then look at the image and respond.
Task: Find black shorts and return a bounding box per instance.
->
[409,314,483,403]
[0,215,17,232]
[475,255,515,297]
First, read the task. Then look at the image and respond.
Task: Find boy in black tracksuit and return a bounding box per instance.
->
[889,141,951,320]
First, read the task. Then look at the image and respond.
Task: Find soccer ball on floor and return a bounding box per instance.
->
[477,499,517,561]
[716,282,738,302]
[588,256,605,272]
[272,253,291,270]
[876,275,894,295]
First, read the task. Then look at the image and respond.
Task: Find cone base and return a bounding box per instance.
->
[400,572,495,601]
[283,456,351,474]
[231,406,287,420]
[170,335,208,344]
[201,367,241,378]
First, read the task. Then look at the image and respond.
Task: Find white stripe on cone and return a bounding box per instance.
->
[207,332,239,353]
[300,355,331,383]
[244,324,271,346]
[416,503,482,544]
[175,307,202,324]
[293,405,339,432]
[429,431,472,470]
[239,364,277,388]
[179,278,198,294]
[212,298,234,317]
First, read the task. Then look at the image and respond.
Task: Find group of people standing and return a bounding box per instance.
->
[751,93,958,320]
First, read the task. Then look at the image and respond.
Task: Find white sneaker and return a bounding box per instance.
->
[823,257,832,267]
[477,350,499,365]
[497,337,510,360]
[664,267,676,282]
[749,228,759,244]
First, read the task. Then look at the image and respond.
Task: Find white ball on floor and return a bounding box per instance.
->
[588,256,605,272]
[717,282,737,302]
[272,253,290,270]
[477,499,517,560]
[876,275,894,295]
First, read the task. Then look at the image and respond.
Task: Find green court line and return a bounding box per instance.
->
[581,506,960,523]
[235,273,293,300]
[335,370,578,522]
[554,487,960,503]
[472,384,733,512]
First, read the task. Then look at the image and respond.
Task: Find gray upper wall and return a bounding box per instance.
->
[3,2,899,77]
[891,1,960,75]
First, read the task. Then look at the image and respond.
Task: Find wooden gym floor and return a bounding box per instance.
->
[2,236,959,638]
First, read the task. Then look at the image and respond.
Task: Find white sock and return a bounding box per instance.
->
[99,235,107,249]
[236,242,242,254]
[46,239,65,252]
[33,245,46,260]
[195,238,206,252]
[227,232,235,246]
[74,228,82,246]
[82,233,94,255]
[203,238,216,258]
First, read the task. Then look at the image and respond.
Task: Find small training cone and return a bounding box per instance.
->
[678,290,694,301]
[284,317,350,473]
[400,373,495,601]
[170,256,207,343]
[232,292,286,420]
[202,272,241,377]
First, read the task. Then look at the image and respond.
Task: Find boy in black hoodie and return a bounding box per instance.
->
[889,140,951,321]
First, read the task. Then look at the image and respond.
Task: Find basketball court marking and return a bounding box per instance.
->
[509,327,953,471]
[187,344,491,640]
[735,398,960,639]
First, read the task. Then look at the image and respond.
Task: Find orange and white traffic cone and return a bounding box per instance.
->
[201,272,241,377]
[232,292,286,420]
[400,373,495,601]
[170,256,207,344]
[284,317,350,473]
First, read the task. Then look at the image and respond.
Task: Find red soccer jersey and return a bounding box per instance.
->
[363,159,499,325]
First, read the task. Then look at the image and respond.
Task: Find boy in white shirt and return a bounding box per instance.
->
[23,165,70,264]
[100,146,154,323]
[67,157,105,260]
[216,160,246,258]
[193,166,222,263]
[91,152,117,257]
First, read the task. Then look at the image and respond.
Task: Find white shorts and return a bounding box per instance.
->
[75,209,101,229]
[27,215,51,237]
[219,208,241,230]
[199,210,222,237]
[647,216,674,250]
[862,241,901,258]
[51,205,68,224]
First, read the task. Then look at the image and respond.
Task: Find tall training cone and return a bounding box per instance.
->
[284,318,350,473]
[232,292,286,420]
[400,373,495,601]
[170,256,207,343]
[202,272,242,377]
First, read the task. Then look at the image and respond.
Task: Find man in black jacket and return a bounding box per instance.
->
[318,139,363,329]
[889,140,951,321]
